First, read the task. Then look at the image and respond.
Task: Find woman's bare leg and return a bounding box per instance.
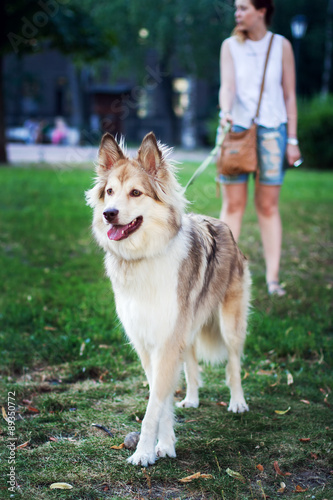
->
[220,183,248,242]
[255,184,285,294]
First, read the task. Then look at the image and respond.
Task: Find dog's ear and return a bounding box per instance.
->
[98,133,125,171]
[137,132,162,175]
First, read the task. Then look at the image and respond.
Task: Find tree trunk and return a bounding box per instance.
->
[0,54,8,164]
[321,0,333,97]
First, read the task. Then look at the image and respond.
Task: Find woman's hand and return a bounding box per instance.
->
[220,112,233,130]
[286,143,301,166]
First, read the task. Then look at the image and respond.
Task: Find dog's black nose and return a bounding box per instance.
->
[103,208,119,223]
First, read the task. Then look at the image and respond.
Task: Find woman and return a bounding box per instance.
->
[218,0,302,296]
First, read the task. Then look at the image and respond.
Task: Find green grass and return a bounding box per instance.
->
[0,162,332,499]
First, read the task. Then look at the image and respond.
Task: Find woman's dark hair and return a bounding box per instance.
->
[251,0,275,26]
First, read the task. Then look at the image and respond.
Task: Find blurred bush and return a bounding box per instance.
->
[298,94,333,170]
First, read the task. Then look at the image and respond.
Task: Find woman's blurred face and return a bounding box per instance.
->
[234,0,266,32]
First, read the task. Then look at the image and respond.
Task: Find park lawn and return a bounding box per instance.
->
[0,162,332,500]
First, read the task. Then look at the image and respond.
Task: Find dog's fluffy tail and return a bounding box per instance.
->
[195,313,228,365]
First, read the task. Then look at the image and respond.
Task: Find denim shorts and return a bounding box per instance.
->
[217,123,287,185]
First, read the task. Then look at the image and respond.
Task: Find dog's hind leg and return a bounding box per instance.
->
[219,274,250,413]
[176,345,201,408]
[225,345,248,413]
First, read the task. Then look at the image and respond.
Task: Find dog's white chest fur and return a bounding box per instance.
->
[105,237,186,349]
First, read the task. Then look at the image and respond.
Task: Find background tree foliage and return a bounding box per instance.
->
[272,0,330,96]
[0,0,113,163]
[1,0,332,161]
[83,0,331,94]
[79,0,234,78]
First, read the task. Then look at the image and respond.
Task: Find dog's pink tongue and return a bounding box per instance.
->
[107,225,127,241]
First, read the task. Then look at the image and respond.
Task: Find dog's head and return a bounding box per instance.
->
[86,132,186,260]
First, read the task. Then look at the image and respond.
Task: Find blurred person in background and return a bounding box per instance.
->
[217,0,302,296]
[51,117,68,145]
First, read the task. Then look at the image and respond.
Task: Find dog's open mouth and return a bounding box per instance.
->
[107,216,143,241]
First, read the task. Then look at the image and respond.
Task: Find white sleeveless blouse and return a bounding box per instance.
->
[227,31,287,129]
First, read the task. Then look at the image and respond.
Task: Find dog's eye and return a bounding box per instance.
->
[106,188,113,196]
[130,189,142,197]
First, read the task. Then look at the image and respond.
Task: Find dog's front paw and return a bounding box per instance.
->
[127,449,156,467]
[155,440,176,459]
[176,398,199,408]
[228,398,249,413]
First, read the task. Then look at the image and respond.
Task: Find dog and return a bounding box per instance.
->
[86,132,251,466]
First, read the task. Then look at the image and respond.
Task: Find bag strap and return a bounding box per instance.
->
[255,33,275,119]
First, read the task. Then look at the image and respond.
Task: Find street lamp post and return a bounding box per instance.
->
[291,15,308,93]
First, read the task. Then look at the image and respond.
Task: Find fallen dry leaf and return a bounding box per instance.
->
[49,437,58,442]
[16,441,30,450]
[26,406,39,413]
[257,369,274,376]
[299,438,311,443]
[217,401,228,407]
[99,371,109,382]
[111,443,125,450]
[179,472,201,483]
[274,407,291,415]
[226,468,246,483]
[1,406,8,422]
[49,483,73,489]
[179,472,213,483]
[294,485,308,492]
[310,452,318,460]
[300,399,310,404]
[256,464,264,472]
[274,461,284,475]
[274,461,292,476]
[287,372,294,385]
[44,326,56,331]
